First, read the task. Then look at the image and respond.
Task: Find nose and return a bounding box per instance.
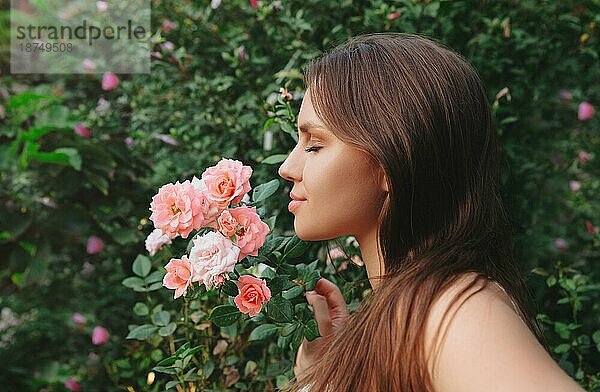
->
[278,145,302,183]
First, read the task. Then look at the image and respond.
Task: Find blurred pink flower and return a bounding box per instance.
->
[554,238,567,250]
[249,0,258,8]
[558,90,572,102]
[149,180,209,239]
[578,150,591,163]
[387,12,402,20]
[92,326,109,345]
[236,45,248,62]
[88,352,99,361]
[86,236,104,254]
[64,378,81,391]
[279,87,293,101]
[569,180,581,192]
[72,313,86,326]
[162,20,176,32]
[586,220,597,236]
[96,1,107,12]
[74,123,91,137]
[326,247,346,265]
[162,41,175,53]
[578,102,595,121]
[211,0,222,8]
[101,72,119,91]
[81,261,94,277]
[82,58,96,72]
[201,158,252,207]
[163,256,194,299]
[124,136,135,147]
[228,205,270,260]
[96,98,110,115]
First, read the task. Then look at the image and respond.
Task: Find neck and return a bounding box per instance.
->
[355,226,385,290]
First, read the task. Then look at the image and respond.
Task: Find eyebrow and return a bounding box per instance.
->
[298,121,330,134]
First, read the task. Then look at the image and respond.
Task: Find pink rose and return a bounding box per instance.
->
[558,90,572,102]
[163,256,194,299]
[228,206,270,260]
[74,123,92,137]
[201,158,252,207]
[96,1,107,12]
[387,12,401,20]
[192,176,226,229]
[161,20,176,32]
[578,150,591,163]
[578,102,595,121]
[554,238,567,251]
[217,209,238,238]
[279,87,293,101]
[82,58,96,72]
[101,71,119,91]
[249,0,258,8]
[586,220,597,236]
[92,326,109,345]
[86,235,104,254]
[72,312,86,326]
[149,180,210,239]
[234,275,271,317]
[188,231,240,290]
[569,180,581,192]
[145,228,172,256]
[64,377,81,391]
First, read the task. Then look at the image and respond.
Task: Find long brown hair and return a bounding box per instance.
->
[284,33,546,391]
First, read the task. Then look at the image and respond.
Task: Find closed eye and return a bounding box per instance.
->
[304,146,322,153]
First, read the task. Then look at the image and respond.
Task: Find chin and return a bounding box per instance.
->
[293,221,339,242]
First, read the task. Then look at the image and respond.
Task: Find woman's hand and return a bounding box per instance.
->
[294,278,349,378]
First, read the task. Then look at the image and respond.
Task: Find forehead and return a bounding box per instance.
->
[298,88,330,135]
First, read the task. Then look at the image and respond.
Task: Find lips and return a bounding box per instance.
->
[290,192,306,201]
[289,191,306,212]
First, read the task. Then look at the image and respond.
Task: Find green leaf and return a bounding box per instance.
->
[159,323,177,337]
[122,276,145,290]
[133,302,149,316]
[221,279,239,296]
[209,305,241,327]
[133,255,152,277]
[283,235,311,259]
[261,154,288,164]
[126,324,158,340]
[147,281,164,291]
[153,366,179,375]
[248,324,278,341]
[165,380,181,389]
[267,275,292,296]
[554,343,571,354]
[266,296,293,323]
[156,356,178,367]
[282,285,304,300]
[145,270,166,284]
[251,179,279,203]
[304,319,320,341]
[152,310,171,326]
[281,323,297,337]
[546,275,557,287]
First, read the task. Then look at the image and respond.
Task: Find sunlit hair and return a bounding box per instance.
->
[282,32,546,391]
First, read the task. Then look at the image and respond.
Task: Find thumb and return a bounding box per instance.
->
[313,278,349,321]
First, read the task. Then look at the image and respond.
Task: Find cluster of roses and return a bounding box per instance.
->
[145,158,272,317]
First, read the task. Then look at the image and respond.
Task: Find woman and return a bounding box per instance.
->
[277,33,585,392]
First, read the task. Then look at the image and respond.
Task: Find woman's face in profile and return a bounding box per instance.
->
[278,88,387,241]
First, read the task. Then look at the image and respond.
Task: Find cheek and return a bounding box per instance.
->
[297,156,384,238]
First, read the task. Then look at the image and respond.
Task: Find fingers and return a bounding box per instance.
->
[306,292,332,337]
[314,278,349,319]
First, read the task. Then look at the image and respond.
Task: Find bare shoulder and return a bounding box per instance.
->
[424,272,585,392]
